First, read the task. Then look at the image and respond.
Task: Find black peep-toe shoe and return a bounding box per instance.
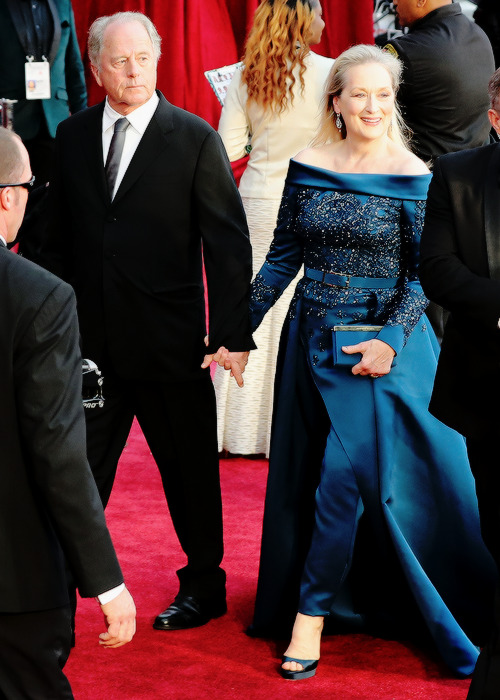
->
[280,655,319,680]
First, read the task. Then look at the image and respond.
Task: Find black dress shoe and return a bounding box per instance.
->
[153,594,227,631]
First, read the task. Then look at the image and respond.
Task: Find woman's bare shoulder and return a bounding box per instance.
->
[392,147,430,175]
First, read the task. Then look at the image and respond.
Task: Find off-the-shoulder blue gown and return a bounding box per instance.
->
[248,160,496,676]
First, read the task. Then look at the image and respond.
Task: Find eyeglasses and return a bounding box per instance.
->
[0,175,35,190]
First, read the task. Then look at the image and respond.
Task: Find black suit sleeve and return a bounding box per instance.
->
[14,279,123,597]
[419,158,500,329]
[193,130,257,353]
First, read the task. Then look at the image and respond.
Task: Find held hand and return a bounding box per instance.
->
[201,335,227,371]
[99,587,136,648]
[201,347,250,387]
[224,351,250,387]
[342,339,396,378]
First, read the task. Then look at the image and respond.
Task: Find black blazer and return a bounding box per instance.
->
[385,4,494,164]
[419,143,500,438]
[40,92,255,381]
[0,245,123,613]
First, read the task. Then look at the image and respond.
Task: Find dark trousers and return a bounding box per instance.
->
[0,605,73,700]
[466,437,500,700]
[85,372,226,601]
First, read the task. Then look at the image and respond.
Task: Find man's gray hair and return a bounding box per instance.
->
[88,12,162,68]
[0,128,24,184]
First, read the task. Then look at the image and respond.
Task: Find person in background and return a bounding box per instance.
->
[246,44,495,680]
[385,0,494,167]
[384,0,494,342]
[0,0,87,186]
[0,126,135,699]
[213,0,333,457]
[420,66,500,700]
[37,11,255,634]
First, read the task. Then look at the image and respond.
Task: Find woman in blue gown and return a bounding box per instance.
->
[247,45,496,680]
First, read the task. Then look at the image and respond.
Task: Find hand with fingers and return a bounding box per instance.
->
[342,338,396,379]
[99,587,136,648]
[201,336,250,387]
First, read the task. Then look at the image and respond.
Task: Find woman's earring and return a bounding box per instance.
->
[335,113,342,131]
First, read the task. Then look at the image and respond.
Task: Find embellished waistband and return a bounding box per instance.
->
[304,268,400,289]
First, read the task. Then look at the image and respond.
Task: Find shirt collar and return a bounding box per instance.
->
[102,91,159,134]
[0,234,7,247]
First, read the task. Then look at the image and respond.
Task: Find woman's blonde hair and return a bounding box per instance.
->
[315,44,410,148]
[242,0,318,114]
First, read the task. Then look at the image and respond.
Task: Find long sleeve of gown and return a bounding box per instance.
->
[375,198,429,356]
[249,182,304,331]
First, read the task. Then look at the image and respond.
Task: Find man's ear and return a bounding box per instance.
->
[0,186,15,212]
[488,108,500,135]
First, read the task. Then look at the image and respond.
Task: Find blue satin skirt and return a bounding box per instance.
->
[257,291,496,676]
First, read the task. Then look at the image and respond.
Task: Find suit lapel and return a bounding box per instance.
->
[112,93,174,206]
[5,0,30,56]
[82,102,110,205]
[484,144,500,281]
[46,0,61,66]
[5,0,60,64]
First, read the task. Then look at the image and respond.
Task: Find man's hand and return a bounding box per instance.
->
[99,587,136,648]
[201,347,250,387]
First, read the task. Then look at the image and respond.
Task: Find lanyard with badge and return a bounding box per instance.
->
[25,56,51,100]
[6,0,52,100]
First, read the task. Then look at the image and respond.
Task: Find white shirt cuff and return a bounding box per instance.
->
[96,582,125,605]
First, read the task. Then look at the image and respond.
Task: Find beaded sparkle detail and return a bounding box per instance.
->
[250,182,428,347]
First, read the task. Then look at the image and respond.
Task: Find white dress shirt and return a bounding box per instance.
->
[102,92,160,199]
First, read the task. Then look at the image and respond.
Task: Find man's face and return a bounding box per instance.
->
[392,0,422,28]
[91,20,157,115]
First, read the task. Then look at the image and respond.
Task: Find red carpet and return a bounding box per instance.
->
[65,420,472,699]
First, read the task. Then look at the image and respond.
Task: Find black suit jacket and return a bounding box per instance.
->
[419,143,500,438]
[385,4,494,164]
[0,245,123,613]
[40,92,255,381]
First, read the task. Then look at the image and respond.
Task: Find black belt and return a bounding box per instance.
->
[305,268,399,289]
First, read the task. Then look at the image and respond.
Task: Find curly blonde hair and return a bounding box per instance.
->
[314,44,410,149]
[241,0,318,114]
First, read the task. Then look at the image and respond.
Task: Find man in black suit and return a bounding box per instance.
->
[420,68,500,700]
[385,0,495,343]
[0,127,136,698]
[0,0,87,185]
[385,0,494,167]
[38,11,256,632]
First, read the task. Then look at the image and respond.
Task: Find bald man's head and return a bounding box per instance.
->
[0,128,26,185]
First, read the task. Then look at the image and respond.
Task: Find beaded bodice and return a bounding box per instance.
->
[250,161,431,346]
[293,188,424,278]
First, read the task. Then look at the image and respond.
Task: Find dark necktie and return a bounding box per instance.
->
[105,117,130,197]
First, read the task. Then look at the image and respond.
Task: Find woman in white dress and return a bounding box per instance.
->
[214,0,334,456]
